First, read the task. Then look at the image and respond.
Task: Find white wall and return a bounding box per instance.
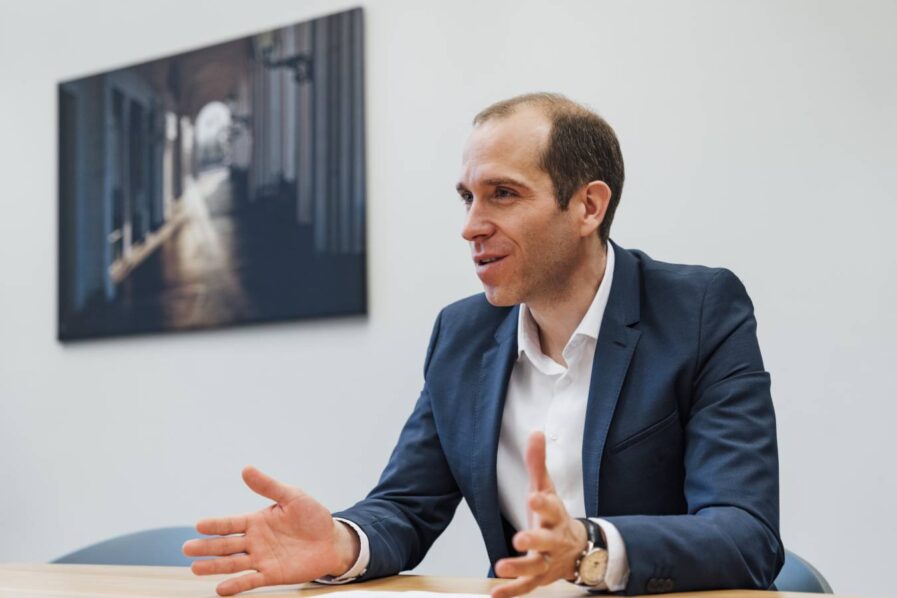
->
[1,1,895,596]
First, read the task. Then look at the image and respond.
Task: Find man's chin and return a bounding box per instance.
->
[483,286,518,307]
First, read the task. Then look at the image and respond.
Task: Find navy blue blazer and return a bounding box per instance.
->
[334,240,784,594]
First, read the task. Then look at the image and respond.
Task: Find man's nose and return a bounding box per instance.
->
[461,198,494,242]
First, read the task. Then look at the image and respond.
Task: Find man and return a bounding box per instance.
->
[184,93,784,596]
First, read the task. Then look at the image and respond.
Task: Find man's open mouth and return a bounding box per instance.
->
[477,256,504,265]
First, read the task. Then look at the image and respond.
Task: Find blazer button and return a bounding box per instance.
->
[663,579,674,592]
[645,579,660,593]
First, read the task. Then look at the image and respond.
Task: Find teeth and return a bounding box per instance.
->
[481,257,498,264]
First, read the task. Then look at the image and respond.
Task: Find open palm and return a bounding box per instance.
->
[184,466,350,596]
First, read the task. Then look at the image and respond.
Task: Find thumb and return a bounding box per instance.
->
[242,465,298,504]
[525,431,554,493]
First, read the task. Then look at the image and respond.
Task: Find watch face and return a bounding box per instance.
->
[580,549,609,586]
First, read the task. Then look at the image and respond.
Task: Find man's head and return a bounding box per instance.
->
[472,93,625,241]
[456,93,625,307]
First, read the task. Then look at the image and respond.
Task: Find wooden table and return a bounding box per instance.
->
[0,564,848,598]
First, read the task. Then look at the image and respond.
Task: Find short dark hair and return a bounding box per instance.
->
[473,93,625,242]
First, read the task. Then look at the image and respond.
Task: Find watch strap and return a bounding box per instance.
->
[576,518,606,549]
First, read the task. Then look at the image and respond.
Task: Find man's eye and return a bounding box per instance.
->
[495,187,516,199]
[459,193,473,206]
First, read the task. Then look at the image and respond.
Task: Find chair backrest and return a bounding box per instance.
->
[773,549,833,594]
[53,526,199,567]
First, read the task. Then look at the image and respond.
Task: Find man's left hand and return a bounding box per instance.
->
[491,431,589,598]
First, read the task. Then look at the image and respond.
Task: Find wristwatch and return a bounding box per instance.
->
[573,518,609,587]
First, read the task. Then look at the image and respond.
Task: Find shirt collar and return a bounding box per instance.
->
[516,242,616,364]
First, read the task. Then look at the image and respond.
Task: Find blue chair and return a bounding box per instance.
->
[773,549,833,593]
[53,526,200,566]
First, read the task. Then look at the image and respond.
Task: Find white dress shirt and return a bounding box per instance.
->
[497,242,628,591]
[329,244,628,591]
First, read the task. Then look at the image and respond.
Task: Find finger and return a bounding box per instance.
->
[195,515,248,536]
[512,528,557,553]
[494,552,550,579]
[491,574,543,598]
[242,465,297,504]
[191,554,253,576]
[528,491,566,528]
[182,535,247,557]
[525,432,555,493]
[216,571,266,597]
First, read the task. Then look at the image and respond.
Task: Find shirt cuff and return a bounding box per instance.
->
[314,517,370,584]
[590,518,630,592]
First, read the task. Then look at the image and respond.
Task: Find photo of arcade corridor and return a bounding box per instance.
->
[58,8,366,341]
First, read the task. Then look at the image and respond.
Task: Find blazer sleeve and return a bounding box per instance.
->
[602,269,785,594]
[331,309,463,580]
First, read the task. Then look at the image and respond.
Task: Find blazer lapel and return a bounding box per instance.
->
[472,306,518,565]
[582,240,642,517]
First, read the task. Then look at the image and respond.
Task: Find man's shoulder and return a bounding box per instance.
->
[623,245,741,294]
[422,294,512,374]
[619,244,752,319]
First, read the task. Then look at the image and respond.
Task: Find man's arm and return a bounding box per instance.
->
[600,268,784,593]
[183,310,459,594]
[332,309,465,579]
[184,314,461,595]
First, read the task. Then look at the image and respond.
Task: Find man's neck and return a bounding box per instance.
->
[527,243,608,367]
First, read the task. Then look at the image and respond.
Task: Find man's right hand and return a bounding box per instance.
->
[182,466,360,596]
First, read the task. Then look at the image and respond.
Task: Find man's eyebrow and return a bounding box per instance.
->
[484,177,531,190]
[455,178,532,193]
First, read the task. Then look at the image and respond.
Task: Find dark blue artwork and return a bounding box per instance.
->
[58,8,366,341]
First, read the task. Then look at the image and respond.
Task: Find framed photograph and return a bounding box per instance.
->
[57,8,366,341]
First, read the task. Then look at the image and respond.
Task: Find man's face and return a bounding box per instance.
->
[456,106,582,307]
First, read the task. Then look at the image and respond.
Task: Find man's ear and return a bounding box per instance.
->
[576,180,611,237]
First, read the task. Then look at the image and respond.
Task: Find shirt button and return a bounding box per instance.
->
[548,432,558,441]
